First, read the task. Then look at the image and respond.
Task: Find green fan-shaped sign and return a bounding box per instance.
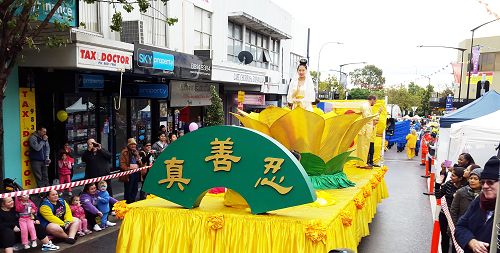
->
[143,125,316,214]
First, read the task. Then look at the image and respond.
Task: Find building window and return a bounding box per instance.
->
[270,39,280,71]
[479,53,495,71]
[245,29,270,68]
[141,0,168,47]
[290,53,303,78]
[79,0,99,33]
[227,21,242,63]
[194,7,212,50]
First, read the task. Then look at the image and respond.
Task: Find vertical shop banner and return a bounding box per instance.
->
[19,88,37,189]
[451,63,462,85]
[471,46,480,75]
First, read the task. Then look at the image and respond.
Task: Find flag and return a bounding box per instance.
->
[471,46,480,75]
[451,63,462,85]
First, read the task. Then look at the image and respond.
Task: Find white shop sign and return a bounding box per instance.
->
[77,45,132,71]
[212,68,265,85]
[170,81,216,107]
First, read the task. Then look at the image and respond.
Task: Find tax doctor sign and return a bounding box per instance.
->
[77,45,132,71]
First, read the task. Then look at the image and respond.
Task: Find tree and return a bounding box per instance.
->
[440,87,454,99]
[386,85,420,115]
[347,88,385,100]
[421,84,434,116]
[205,85,224,126]
[0,0,177,178]
[350,65,386,90]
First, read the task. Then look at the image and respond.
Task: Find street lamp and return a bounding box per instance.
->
[417,45,466,101]
[316,41,343,90]
[339,62,367,88]
[466,18,500,103]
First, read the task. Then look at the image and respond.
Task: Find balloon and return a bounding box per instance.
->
[56,110,68,122]
[188,122,199,132]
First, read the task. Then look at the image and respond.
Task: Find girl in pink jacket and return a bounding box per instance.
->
[15,195,38,249]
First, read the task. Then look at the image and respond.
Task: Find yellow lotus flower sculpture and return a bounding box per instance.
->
[232,106,375,189]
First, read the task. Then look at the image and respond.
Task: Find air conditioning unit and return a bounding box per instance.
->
[120,20,144,44]
[194,49,213,59]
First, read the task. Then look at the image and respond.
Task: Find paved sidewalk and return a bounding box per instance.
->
[357,148,433,252]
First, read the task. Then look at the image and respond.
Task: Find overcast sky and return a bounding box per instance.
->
[271,0,500,91]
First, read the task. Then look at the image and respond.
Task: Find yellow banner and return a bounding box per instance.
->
[19,88,37,189]
[469,72,493,85]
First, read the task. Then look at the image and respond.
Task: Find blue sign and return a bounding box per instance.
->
[81,74,104,89]
[37,0,78,27]
[137,49,174,71]
[445,95,453,111]
[137,84,169,99]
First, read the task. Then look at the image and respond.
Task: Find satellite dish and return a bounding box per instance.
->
[238,51,253,65]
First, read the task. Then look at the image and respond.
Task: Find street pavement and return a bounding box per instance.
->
[357,147,433,252]
[44,148,433,253]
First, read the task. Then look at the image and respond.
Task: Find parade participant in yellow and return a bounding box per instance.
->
[367,117,380,167]
[357,95,379,168]
[406,129,417,159]
[287,59,315,111]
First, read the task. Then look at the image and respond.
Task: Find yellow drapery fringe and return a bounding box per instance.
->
[116,165,389,253]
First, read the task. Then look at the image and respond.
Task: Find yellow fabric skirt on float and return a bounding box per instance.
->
[116,165,389,253]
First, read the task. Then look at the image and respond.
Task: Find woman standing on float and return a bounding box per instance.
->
[287,59,315,111]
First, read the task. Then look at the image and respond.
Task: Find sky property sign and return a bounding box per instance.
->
[134,44,212,80]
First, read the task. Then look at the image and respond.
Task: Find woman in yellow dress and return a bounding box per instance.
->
[405,129,418,159]
[287,59,315,111]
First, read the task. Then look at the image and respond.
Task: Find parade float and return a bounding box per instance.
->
[115,101,389,253]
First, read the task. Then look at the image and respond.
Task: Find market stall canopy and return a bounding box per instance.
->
[440,90,500,128]
[65,98,94,113]
[449,109,500,167]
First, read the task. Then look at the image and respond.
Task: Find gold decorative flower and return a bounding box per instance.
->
[363,186,371,198]
[340,210,353,227]
[233,107,373,162]
[305,222,327,244]
[370,178,378,189]
[354,194,366,209]
[207,215,224,230]
[233,107,375,190]
[112,200,130,220]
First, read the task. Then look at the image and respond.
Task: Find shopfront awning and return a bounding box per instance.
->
[228,12,291,40]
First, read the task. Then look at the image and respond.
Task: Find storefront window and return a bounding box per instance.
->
[141,0,168,47]
[79,0,100,33]
[64,96,97,180]
[194,7,212,50]
[131,99,152,148]
[227,21,242,63]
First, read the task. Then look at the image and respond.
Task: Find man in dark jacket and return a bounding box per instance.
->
[29,127,51,188]
[455,156,500,253]
[82,138,113,196]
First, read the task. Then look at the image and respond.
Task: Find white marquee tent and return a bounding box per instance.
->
[448,110,500,167]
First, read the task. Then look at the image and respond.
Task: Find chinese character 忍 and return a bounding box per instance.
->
[254,157,293,195]
[158,157,191,191]
[205,138,241,172]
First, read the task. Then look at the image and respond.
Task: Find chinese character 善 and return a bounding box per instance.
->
[158,157,191,191]
[255,157,293,195]
[205,138,241,172]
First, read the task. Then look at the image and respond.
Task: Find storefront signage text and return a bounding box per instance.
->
[133,44,212,80]
[170,81,214,107]
[81,74,104,89]
[19,88,37,189]
[137,49,175,71]
[77,46,132,71]
[233,73,265,84]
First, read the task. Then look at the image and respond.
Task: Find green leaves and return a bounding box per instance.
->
[300,151,361,176]
[110,12,123,32]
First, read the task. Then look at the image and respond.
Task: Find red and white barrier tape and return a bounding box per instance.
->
[440,196,464,253]
[0,165,151,199]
